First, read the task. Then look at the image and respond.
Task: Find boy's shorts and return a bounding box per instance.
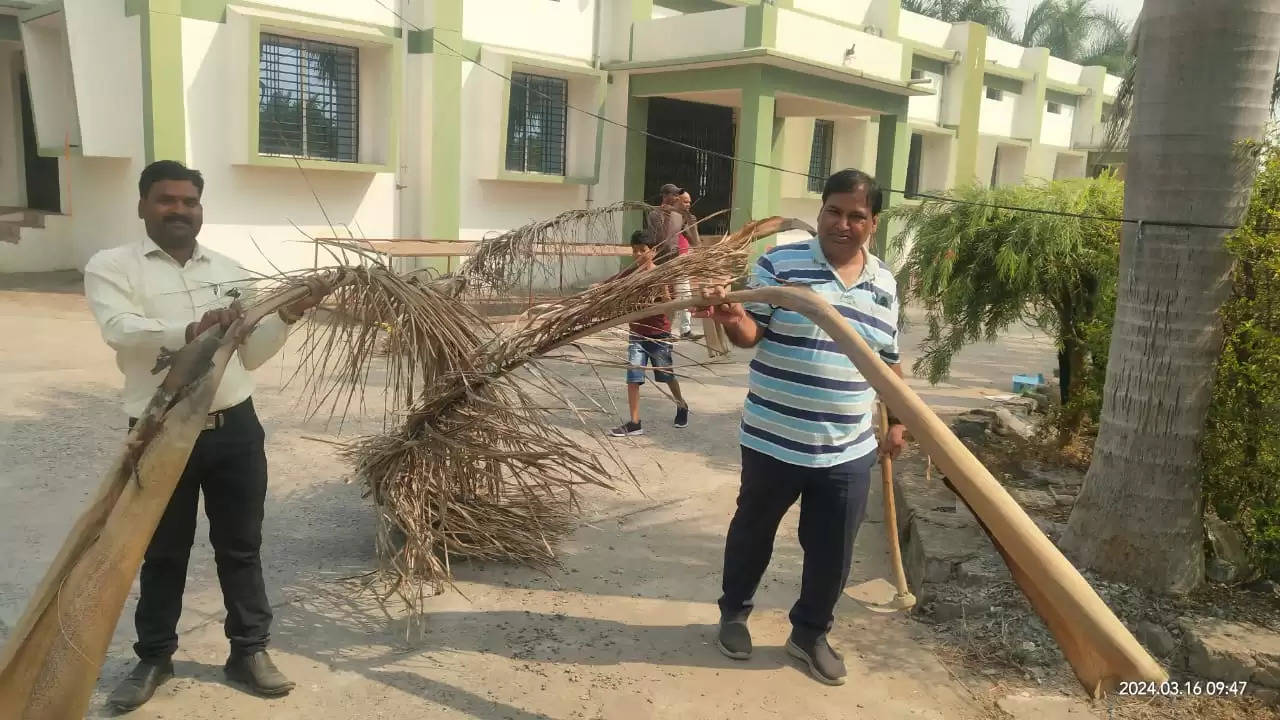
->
[627,335,674,384]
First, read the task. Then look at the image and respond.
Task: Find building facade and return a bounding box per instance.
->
[0,0,1123,278]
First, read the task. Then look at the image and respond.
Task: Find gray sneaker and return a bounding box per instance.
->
[786,632,847,685]
[717,620,752,660]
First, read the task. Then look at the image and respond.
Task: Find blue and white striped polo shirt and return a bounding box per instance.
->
[739,237,901,468]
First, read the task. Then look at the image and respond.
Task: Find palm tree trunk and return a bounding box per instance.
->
[1061,0,1280,594]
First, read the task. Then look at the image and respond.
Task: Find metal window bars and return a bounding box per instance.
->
[258,33,360,163]
[506,72,568,176]
[807,119,834,194]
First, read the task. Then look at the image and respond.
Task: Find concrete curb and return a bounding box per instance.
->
[884,449,1007,606]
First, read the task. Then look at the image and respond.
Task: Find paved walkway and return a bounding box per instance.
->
[0,274,1054,719]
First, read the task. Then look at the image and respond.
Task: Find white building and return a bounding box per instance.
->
[0,0,1124,278]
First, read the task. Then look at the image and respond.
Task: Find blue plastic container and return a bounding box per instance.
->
[1012,373,1045,394]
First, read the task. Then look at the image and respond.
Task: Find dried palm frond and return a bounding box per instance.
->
[339,217,814,610]
[458,200,651,296]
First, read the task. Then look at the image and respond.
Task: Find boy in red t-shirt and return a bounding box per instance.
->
[607,229,689,437]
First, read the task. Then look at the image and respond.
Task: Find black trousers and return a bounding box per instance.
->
[128,398,273,662]
[718,445,875,640]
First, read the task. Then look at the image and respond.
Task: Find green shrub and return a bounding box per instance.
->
[887,174,1123,437]
[1202,139,1280,577]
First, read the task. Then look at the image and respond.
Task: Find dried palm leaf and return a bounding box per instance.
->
[458,201,650,296]
[342,217,814,610]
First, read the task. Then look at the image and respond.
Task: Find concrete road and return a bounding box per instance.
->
[0,272,1053,719]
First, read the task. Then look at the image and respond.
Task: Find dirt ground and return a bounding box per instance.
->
[0,272,1057,720]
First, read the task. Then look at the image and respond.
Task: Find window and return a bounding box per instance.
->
[807,119,834,194]
[905,133,923,197]
[985,86,1003,101]
[506,72,568,175]
[1047,101,1062,114]
[910,68,924,80]
[258,33,360,163]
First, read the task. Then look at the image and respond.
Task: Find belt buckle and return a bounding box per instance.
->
[204,414,220,431]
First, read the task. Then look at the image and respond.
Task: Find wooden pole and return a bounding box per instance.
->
[877,399,915,610]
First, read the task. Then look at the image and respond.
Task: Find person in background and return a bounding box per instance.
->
[695,169,907,686]
[647,183,685,260]
[606,229,690,437]
[672,190,703,341]
[83,160,326,710]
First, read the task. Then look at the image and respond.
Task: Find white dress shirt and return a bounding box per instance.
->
[84,238,291,418]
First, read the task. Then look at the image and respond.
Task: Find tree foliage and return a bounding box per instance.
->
[1020,0,1131,74]
[901,0,1017,41]
[887,175,1123,432]
[1202,137,1280,577]
[904,0,1131,75]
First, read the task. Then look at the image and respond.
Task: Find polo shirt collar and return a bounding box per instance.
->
[807,235,880,286]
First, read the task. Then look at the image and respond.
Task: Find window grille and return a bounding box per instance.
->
[807,119,834,194]
[258,33,359,163]
[506,72,568,175]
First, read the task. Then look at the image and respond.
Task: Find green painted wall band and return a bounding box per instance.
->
[138,0,186,164]
[1022,49,1050,178]
[874,113,909,251]
[744,3,776,48]
[407,28,481,57]
[622,92,649,270]
[732,66,775,254]
[428,0,463,265]
[953,22,986,185]
[631,64,905,116]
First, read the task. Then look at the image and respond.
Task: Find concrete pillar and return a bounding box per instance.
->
[733,66,777,256]
[875,111,910,255]
[952,22,987,186]
[622,93,649,245]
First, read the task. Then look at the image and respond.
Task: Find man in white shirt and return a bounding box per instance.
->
[83,160,324,710]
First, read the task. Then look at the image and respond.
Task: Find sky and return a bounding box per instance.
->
[1004,0,1143,29]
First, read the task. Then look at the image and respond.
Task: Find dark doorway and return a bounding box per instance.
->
[905,132,923,197]
[644,97,734,236]
[19,72,60,213]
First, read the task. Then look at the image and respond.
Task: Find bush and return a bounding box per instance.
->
[888,174,1123,437]
[1201,139,1280,577]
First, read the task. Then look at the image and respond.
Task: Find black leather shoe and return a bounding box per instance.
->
[224,650,295,697]
[107,659,173,711]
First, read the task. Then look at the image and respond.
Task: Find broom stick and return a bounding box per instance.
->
[877,399,916,610]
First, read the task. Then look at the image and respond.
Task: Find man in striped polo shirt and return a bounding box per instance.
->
[697,169,907,685]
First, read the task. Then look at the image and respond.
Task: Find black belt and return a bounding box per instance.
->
[202,409,229,431]
[129,400,243,431]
